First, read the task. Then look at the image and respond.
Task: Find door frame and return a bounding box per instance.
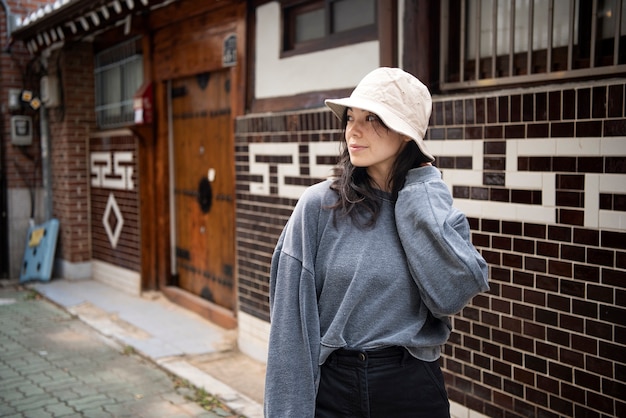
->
[164,71,237,327]
[144,1,246,329]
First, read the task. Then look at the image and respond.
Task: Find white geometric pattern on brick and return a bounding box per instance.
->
[431,137,626,230]
[102,192,124,249]
[90,151,134,190]
[249,142,341,199]
[248,138,625,229]
[508,137,626,230]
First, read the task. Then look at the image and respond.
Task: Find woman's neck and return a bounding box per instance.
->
[368,176,391,193]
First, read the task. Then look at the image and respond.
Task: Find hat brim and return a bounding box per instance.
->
[325,97,435,162]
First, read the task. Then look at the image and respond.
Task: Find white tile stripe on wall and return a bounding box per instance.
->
[247,138,626,230]
[248,142,341,199]
[506,137,626,229]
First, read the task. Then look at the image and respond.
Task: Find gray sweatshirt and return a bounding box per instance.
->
[264,165,489,417]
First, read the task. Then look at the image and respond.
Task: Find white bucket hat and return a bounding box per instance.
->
[325,67,434,162]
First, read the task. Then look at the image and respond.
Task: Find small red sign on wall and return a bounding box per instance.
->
[133,81,153,125]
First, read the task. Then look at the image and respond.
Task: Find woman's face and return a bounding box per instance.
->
[345,107,410,187]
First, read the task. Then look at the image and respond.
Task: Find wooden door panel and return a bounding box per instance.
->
[171,70,235,310]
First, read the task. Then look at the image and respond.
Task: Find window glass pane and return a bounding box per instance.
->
[445,0,625,87]
[466,0,494,58]
[123,57,144,117]
[103,67,122,119]
[466,2,477,59]
[282,0,378,55]
[514,0,530,53]
[95,37,143,128]
[598,0,616,39]
[595,0,626,40]
[623,0,626,36]
[497,0,510,55]
[481,0,493,57]
[295,9,325,42]
[533,0,550,50]
[553,0,575,47]
[332,0,375,33]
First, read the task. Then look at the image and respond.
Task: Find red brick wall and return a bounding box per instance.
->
[433,82,626,418]
[46,44,95,263]
[3,2,140,273]
[235,111,341,321]
[1,1,50,191]
[235,80,626,417]
[2,1,66,277]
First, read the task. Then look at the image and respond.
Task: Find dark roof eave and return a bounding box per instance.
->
[10,0,103,41]
[9,0,169,53]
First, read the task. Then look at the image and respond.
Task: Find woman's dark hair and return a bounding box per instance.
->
[329,108,431,227]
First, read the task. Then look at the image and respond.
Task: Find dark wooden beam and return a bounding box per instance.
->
[378,0,398,67]
[403,0,440,91]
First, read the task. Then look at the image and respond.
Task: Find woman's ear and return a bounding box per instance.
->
[404,136,413,143]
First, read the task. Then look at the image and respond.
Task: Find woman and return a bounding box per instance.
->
[264,67,490,417]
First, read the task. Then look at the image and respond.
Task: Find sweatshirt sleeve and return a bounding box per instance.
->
[395,166,489,317]
[264,190,323,418]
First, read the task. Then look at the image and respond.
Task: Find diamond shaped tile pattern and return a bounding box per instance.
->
[103,193,124,248]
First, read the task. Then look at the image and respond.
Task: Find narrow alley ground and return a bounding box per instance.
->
[0,284,245,417]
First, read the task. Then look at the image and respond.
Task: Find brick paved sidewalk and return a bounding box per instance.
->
[0,285,243,418]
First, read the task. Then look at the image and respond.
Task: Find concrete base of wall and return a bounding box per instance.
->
[7,188,45,278]
[237,311,269,364]
[92,260,140,296]
[450,401,489,418]
[54,259,92,280]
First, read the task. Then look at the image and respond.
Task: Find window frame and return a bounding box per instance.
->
[440,0,626,90]
[280,0,378,58]
[94,36,144,129]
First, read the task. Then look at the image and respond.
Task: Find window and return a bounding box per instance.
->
[440,0,626,89]
[282,0,377,56]
[95,37,143,129]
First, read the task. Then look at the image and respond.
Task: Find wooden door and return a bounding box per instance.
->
[171,70,235,311]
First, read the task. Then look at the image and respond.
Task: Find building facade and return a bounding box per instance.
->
[2,1,625,417]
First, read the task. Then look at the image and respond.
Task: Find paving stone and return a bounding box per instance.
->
[21,407,55,417]
[102,403,136,417]
[47,389,82,402]
[12,393,58,412]
[41,377,81,392]
[0,286,244,418]
[66,393,111,410]
[44,402,77,416]
[0,389,25,403]
[161,391,191,405]
[17,383,47,397]
[0,404,18,416]
[79,407,112,417]
[0,375,26,391]
[0,367,21,380]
